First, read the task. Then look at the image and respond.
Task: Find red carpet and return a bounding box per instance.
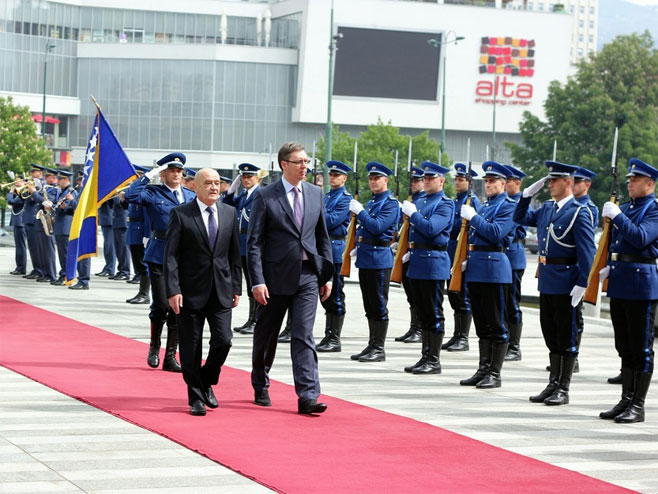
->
[0,296,633,493]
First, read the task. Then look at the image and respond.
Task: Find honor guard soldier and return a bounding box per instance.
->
[598,158,658,423]
[108,189,131,281]
[514,161,595,405]
[573,167,599,227]
[401,162,454,374]
[125,165,152,304]
[395,166,427,344]
[219,175,232,199]
[125,152,196,372]
[444,163,481,351]
[223,163,264,335]
[96,200,116,277]
[459,161,516,389]
[503,165,527,361]
[7,174,27,275]
[33,167,58,283]
[315,160,352,352]
[183,168,197,191]
[23,164,46,279]
[69,171,91,290]
[50,169,75,285]
[349,162,400,362]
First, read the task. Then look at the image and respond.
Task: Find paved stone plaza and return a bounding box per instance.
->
[1,242,657,493]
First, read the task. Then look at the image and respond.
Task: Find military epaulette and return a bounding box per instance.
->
[343,190,352,197]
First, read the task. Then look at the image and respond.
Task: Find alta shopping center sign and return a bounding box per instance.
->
[474,36,534,106]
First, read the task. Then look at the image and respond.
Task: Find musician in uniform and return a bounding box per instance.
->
[33,167,58,283]
[444,163,481,352]
[349,162,400,362]
[50,169,75,285]
[7,174,27,275]
[395,166,427,344]
[125,152,196,372]
[514,161,595,405]
[95,200,116,277]
[459,161,516,388]
[109,190,131,281]
[223,163,264,335]
[598,158,658,423]
[503,165,527,361]
[125,165,151,304]
[315,160,352,353]
[22,164,46,279]
[401,162,454,374]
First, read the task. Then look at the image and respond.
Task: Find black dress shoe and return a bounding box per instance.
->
[128,294,150,305]
[50,277,65,286]
[254,389,272,407]
[298,399,327,415]
[127,275,140,284]
[24,272,39,279]
[204,387,219,408]
[113,274,130,281]
[95,271,111,277]
[69,282,89,290]
[37,276,54,283]
[190,400,206,416]
[10,269,26,275]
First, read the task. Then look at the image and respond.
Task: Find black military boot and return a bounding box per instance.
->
[351,319,375,360]
[412,332,443,374]
[530,353,560,403]
[162,325,182,372]
[234,296,255,333]
[359,320,387,362]
[607,371,623,384]
[147,320,163,368]
[615,371,652,423]
[460,339,491,386]
[505,323,522,361]
[395,307,420,342]
[404,329,430,373]
[317,314,343,352]
[127,275,150,304]
[476,341,508,388]
[544,355,576,405]
[600,368,634,419]
[446,313,471,352]
[277,315,292,343]
[403,308,422,343]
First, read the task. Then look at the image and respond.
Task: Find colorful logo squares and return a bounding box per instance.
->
[479,36,535,77]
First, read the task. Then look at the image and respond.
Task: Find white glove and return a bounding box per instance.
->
[228,175,241,195]
[145,163,169,180]
[570,285,586,307]
[461,204,476,221]
[401,200,417,217]
[402,252,410,263]
[599,266,610,281]
[349,199,364,215]
[522,177,547,198]
[390,242,398,253]
[461,260,468,272]
[350,248,357,257]
[602,201,621,220]
[142,237,149,248]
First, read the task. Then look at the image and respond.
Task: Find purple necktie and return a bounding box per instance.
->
[206,206,217,246]
[293,186,303,229]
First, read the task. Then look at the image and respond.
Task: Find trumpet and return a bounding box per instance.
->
[0,181,19,189]
[16,180,41,199]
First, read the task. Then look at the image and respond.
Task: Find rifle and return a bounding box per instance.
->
[391,139,413,283]
[340,141,359,277]
[584,127,619,305]
[449,138,472,293]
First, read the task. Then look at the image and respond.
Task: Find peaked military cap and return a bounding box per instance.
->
[505,165,527,179]
[56,169,72,179]
[157,152,186,168]
[573,167,597,180]
[482,161,512,179]
[410,166,425,179]
[627,158,658,181]
[545,161,577,177]
[454,162,478,178]
[238,163,260,175]
[366,162,393,176]
[220,175,232,183]
[420,161,450,177]
[327,160,352,175]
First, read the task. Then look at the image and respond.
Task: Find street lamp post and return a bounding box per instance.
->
[428,32,464,154]
[42,40,56,145]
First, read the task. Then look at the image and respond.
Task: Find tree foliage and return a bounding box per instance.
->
[506,32,658,207]
[0,96,53,209]
[318,119,454,202]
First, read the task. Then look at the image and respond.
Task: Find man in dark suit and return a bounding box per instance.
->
[165,168,242,416]
[247,141,334,415]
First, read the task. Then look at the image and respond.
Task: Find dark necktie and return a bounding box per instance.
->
[293,186,303,229]
[207,206,217,246]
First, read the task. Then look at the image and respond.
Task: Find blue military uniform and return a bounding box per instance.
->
[96,201,116,276]
[396,166,428,344]
[124,152,196,372]
[460,161,516,389]
[574,167,599,228]
[514,161,595,406]
[600,158,658,423]
[32,168,58,282]
[51,169,75,285]
[222,162,262,335]
[316,160,353,353]
[109,195,131,279]
[68,176,91,290]
[351,162,400,363]
[22,164,46,279]
[7,179,27,275]
[503,164,528,361]
[404,162,454,374]
[445,163,481,352]
[125,164,152,304]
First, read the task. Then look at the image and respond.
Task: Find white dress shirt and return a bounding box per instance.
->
[196,198,217,236]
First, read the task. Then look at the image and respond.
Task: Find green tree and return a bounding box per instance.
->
[506,32,658,207]
[0,96,53,211]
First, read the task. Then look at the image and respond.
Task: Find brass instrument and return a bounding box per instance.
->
[16,180,41,199]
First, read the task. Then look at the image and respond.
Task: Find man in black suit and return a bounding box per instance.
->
[248,142,334,415]
[164,168,242,416]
